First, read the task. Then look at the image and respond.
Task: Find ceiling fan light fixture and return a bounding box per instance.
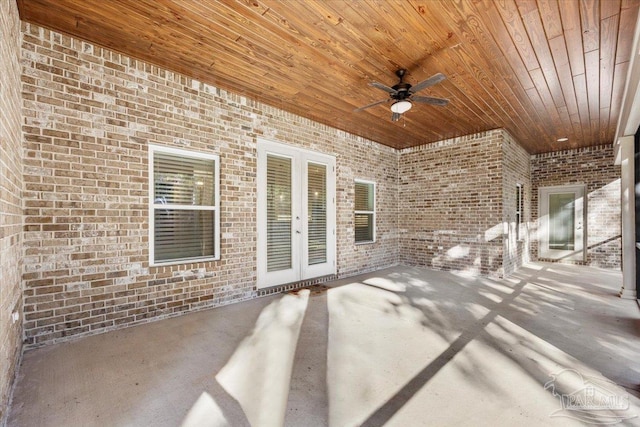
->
[390,100,412,114]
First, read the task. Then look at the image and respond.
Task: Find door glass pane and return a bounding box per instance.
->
[549,193,575,250]
[307,163,327,265]
[267,155,292,272]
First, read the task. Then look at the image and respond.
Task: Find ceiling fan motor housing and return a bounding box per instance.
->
[392,69,411,100]
[391,82,412,100]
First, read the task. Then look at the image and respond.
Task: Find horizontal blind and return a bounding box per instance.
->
[267,155,292,272]
[355,182,373,211]
[154,210,215,262]
[355,213,373,242]
[154,152,215,206]
[307,163,327,265]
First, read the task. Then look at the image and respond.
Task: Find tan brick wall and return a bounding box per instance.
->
[502,131,531,275]
[398,130,505,277]
[531,145,621,268]
[0,0,24,422]
[21,24,399,346]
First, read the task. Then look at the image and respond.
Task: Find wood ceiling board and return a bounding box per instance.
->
[538,0,563,39]
[616,3,640,64]
[559,7,586,77]
[16,0,640,153]
[585,49,601,131]
[519,6,566,110]
[573,73,591,137]
[581,0,601,53]
[477,1,535,91]
[548,36,580,118]
[603,0,623,19]
[609,61,630,141]
[494,0,541,73]
[600,14,620,128]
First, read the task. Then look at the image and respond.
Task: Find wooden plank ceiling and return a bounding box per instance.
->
[17,0,640,153]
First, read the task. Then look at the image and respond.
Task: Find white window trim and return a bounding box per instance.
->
[516,183,523,241]
[148,144,220,266]
[355,179,376,244]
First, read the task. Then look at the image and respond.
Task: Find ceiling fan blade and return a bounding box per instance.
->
[391,112,401,122]
[369,81,397,94]
[411,95,449,106]
[409,73,446,94]
[354,98,389,112]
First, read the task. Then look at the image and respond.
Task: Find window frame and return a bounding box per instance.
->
[148,144,220,266]
[516,183,523,241]
[354,179,376,244]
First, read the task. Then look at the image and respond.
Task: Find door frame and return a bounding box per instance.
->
[538,184,586,261]
[256,138,336,289]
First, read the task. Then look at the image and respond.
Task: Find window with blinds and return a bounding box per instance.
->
[150,145,219,265]
[355,180,375,243]
[266,154,292,272]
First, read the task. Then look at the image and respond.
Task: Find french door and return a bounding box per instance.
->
[538,185,586,261]
[257,139,336,288]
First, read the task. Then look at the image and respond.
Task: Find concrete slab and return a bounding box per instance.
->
[7,263,640,426]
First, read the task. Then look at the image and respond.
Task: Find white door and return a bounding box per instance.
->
[257,139,336,288]
[539,185,586,261]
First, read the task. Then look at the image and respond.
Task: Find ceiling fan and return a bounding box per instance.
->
[354,69,449,121]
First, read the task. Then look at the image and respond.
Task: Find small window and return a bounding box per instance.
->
[516,184,523,241]
[355,180,375,243]
[149,144,220,265]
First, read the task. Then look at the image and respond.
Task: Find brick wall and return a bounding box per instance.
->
[398,130,506,277]
[0,0,24,422]
[502,131,531,275]
[21,23,399,347]
[531,145,621,268]
[334,136,399,277]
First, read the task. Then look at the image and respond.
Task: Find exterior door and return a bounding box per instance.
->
[257,139,336,288]
[539,185,586,261]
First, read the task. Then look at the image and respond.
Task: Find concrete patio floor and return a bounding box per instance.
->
[7,263,640,426]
